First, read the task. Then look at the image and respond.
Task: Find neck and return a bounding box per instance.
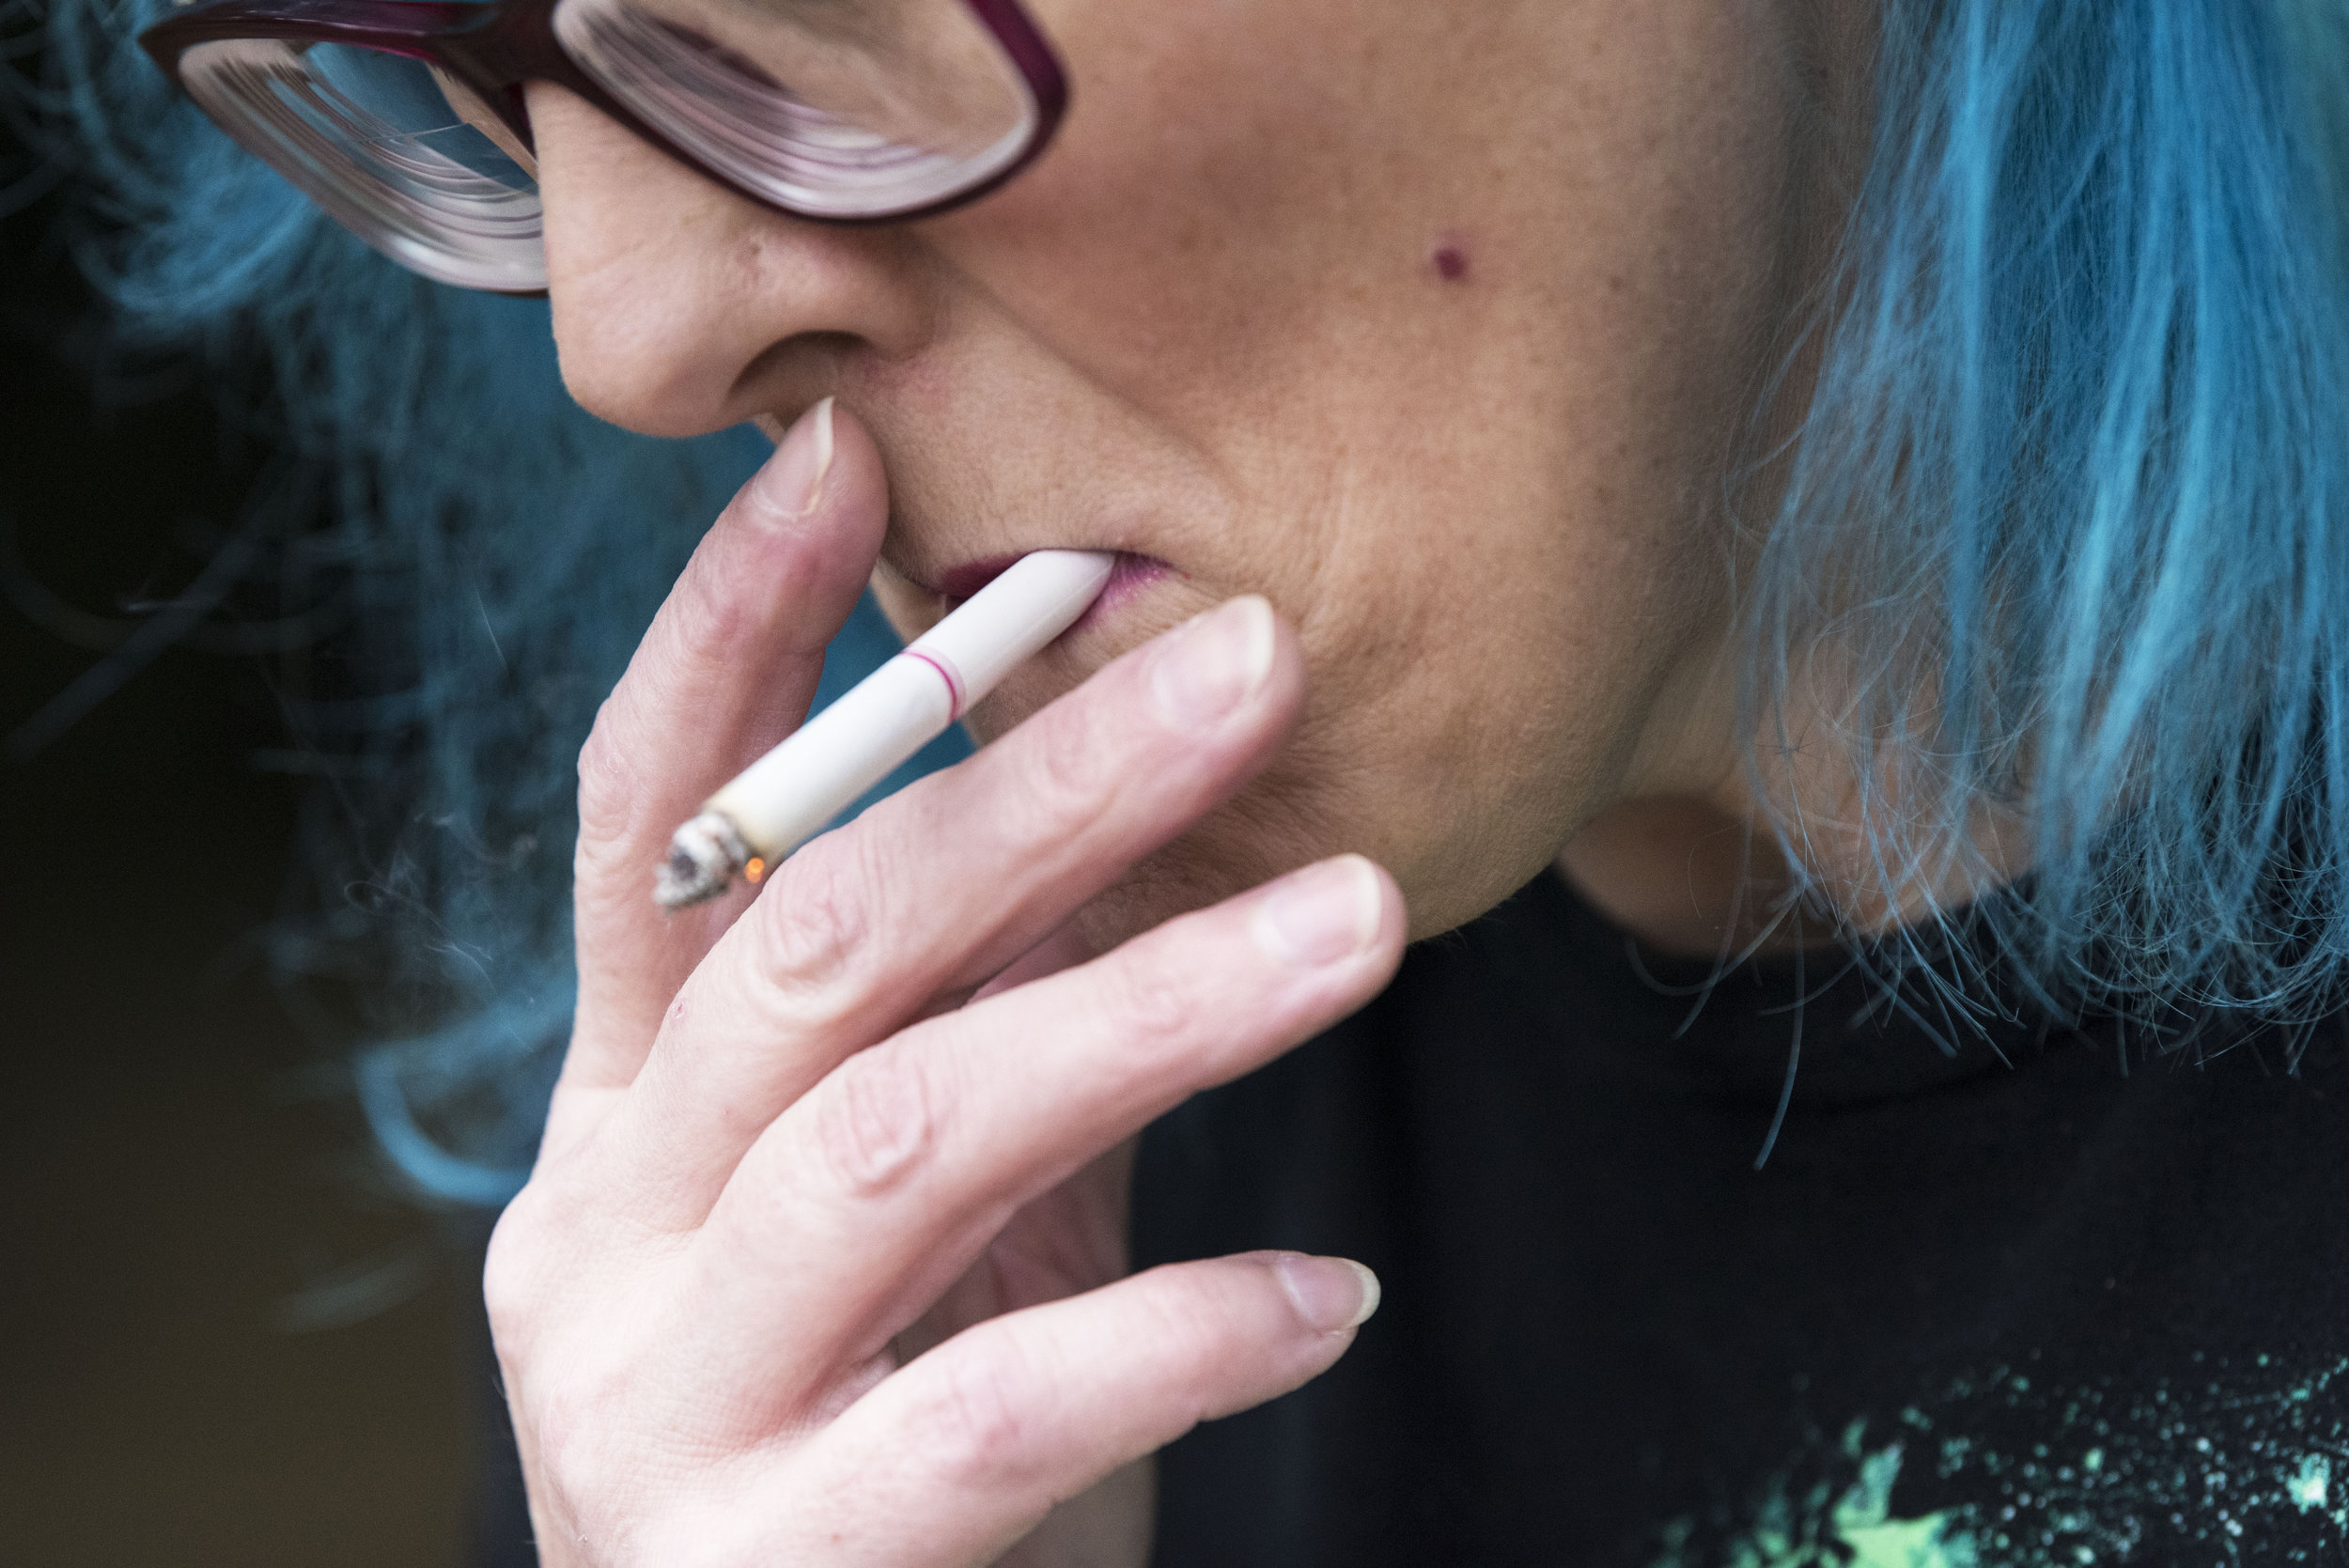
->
[1555,796,1830,959]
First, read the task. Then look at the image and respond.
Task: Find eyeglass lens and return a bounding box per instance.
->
[177,0,1041,290]
[181,38,547,288]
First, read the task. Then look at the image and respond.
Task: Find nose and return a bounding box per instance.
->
[523,82,935,438]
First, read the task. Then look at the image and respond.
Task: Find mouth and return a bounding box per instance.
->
[932,550,1175,630]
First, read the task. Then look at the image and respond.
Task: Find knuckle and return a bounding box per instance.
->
[903,1345,1039,1490]
[667,552,758,674]
[803,1042,940,1198]
[750,833,878,1004]
[1012,709,1119,846]
[482,1248,529,1339]
[571,552,769,856]
[573,703,645,849]
[482,1195,553,1343]
[1132,1272,1227,1371]
[1104,942,1204,1057]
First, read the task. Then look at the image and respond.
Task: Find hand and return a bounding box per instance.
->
[485,400,1405,1567]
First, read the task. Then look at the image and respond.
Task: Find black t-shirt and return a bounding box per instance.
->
[1132,868,2349,1566]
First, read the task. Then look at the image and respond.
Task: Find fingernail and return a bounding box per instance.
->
[1151,596,1276,727]
[1276,1253,1381,1333]
[1254,855,1381,967]
[756,396,835,522]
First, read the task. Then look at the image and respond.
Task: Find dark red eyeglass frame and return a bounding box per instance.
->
[136,0,1069,227]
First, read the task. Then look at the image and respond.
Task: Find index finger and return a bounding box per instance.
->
[562,399,885,1117]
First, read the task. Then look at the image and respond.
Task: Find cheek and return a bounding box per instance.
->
[939,2,1405,422]
[922,3,1800,935]
[1264,476,1717,939]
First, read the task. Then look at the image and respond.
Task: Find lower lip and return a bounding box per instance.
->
[1074,552,1172,630]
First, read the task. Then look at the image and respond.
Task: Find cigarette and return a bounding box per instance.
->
[654,550,1117,909]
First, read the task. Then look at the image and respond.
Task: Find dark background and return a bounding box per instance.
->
[3,148,478,1565]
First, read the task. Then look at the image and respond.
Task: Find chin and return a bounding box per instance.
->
[1073,767,1352,957]
[1069,841,1266,959]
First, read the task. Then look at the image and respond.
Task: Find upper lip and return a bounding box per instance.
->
[918,549,1165,604]
[931,553,1025,602]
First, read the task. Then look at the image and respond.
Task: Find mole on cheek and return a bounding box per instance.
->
[1430,234,1470,283]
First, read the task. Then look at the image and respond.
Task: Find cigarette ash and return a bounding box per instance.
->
[656,810,751,910]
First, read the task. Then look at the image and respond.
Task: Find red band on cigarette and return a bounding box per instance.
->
[905,648,968,721]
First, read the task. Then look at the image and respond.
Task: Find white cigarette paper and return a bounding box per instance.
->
[654,550,1117,908]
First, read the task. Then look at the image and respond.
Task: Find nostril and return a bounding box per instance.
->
[733,329,861,410]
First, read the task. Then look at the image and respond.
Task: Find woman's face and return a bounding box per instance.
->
[525,0,1852,944]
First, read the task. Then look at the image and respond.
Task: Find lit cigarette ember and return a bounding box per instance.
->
[654,551,1117,909]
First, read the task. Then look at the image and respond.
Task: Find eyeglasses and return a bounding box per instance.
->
[138,0,1067,293]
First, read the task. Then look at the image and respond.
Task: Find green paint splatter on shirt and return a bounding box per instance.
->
[1657,1429,1978,1568]
[1652,1356,2349,1567]
[1833,1443,1979,1568]
[2289,1453,2329,1512]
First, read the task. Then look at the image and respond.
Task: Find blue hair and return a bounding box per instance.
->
[13,0,2349,1201]
[7,0,959,1203]
[1751,0,2349,1032]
